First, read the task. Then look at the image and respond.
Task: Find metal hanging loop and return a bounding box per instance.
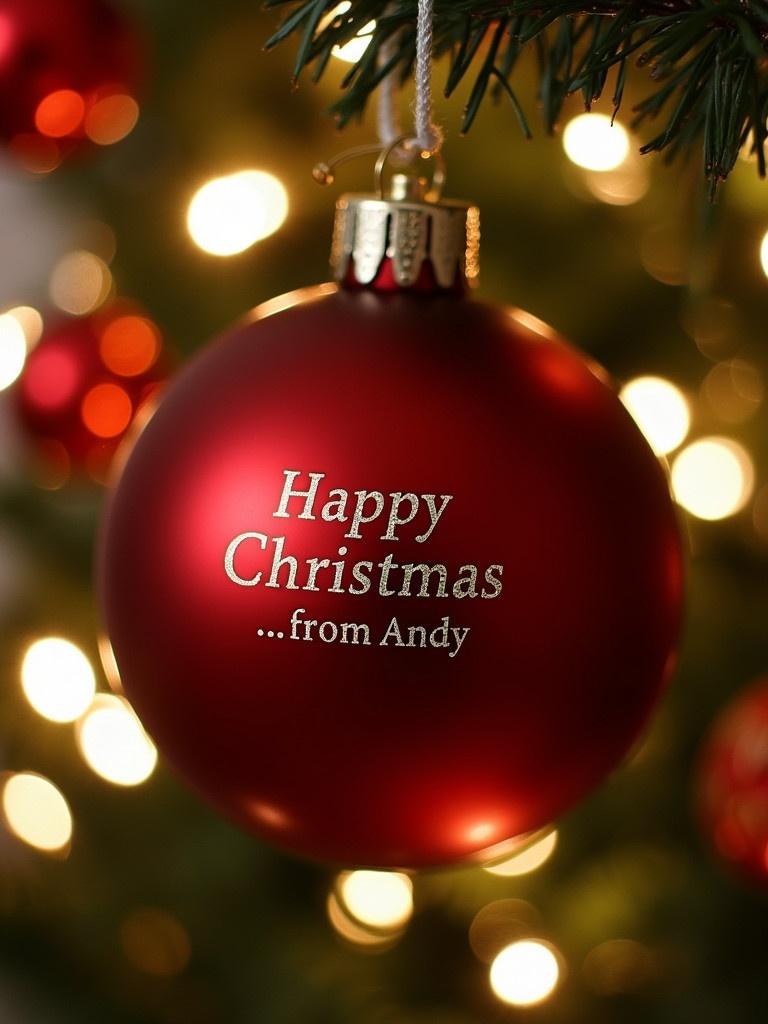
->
[373,135,446,200]
[314,136,446,202]
[312,143,386,186]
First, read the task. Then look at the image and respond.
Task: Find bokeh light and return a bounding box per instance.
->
[469,899,542,964]
[9,133,62,175]
[76,694,157,786]
[35,90,86,139]
[326,892,401,950]
[671,437,755,520]
[489,940,561,1006]
[7,306,44,349]
[186,171,289,256]
[21,637,96,723]
[483,830,558,877]
[337,870,414,930]
[99,315,160,377]
[80,382,133,438]
[326,2,375,63]
[760,230,768,277]
[702,360,763,424]
[641,223,690,287]
[583,162,648,206]
[563,113,630,171]
[620,376,691,455]
[120,908,191,977]
[0,312,28,391]
[583,938,658,995]
[1,772,72,853]
[49,251,112,315]
[84,94,140,146]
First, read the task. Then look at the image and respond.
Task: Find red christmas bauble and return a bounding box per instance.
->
[99,283,683,867]
[0,0,142,167]
[15,306,167,483]
[698,678,768,882]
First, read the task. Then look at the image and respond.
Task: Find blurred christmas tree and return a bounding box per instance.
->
[0,1,767,1022]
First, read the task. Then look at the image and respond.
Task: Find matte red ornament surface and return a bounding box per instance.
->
[0,0,141,160]
[100,286,683,867]
[15,307,167,482]
[698,677,768,883]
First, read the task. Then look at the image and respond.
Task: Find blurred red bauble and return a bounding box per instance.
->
[0,0,142,169]
[99,190,683,867]
[15,306,167,484]
[698,678,768,883]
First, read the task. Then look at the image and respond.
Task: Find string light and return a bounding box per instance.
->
[337,870,414,929]
[0,312,28,391]
[583,938,657,995]
[99,316,161,377]
[671,437,755,520]
[326,892,400,949]
[76,694,157,786]
[49,251,112,315]
[583,162,648,206]
[483,830,558,877]
[9,134,62,175]
[80,382,133,438]
[563,113,630,172]
[84,94,139,146]
[620,376,691,455]
[469,899,542,964]
[702,360,763,424]
[326,2,376,63]
[34,90,86,138]
[1,772,72,853]
[489,940,561,1007]
[21,637,96,723]
[7,306,44,349]
[760,229,768,277]
[186,171,289,256]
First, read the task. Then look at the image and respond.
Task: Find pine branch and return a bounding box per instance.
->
[264,1,768,188]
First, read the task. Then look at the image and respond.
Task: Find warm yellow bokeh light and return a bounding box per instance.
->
[490,940,561,1007]
[7,305,44,348]
[583,163,649,206]
[21,637,96,723]
[49,250,112,315]
[76,694,157,786]
[338,870,414,929]
[186,170,289,256]
[760,230,768,277]
[563,113,630,172]
[326,892,398,949]
[620,376,691,455]
[2,772,72,853]
[0,312,27,390]
[84,94,140,146]
[484,830,558,877]
[671,437,755,521]
[326,1,375,63]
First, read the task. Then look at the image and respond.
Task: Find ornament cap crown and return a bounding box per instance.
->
[331,189,480,293]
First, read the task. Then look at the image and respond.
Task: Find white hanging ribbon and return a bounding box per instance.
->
[377,0,443,155]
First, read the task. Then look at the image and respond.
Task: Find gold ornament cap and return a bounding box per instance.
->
[331,173,480,292]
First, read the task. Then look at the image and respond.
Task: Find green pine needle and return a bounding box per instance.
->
[263,0,768,189]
